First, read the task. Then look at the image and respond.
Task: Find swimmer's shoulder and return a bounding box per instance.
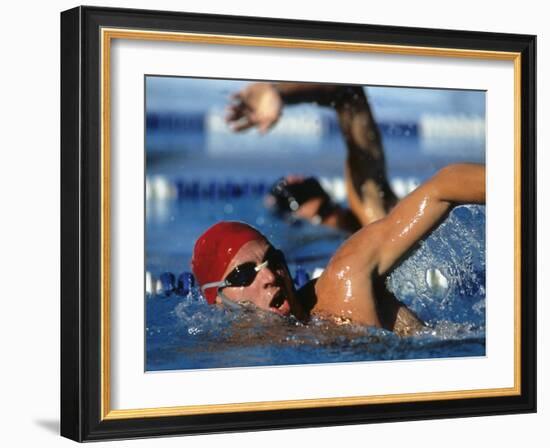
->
[310,234,383,325]
[298,222,387,321]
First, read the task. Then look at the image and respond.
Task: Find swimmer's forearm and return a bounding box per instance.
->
[374,163,485,275]
[273,82,349,106]
[338,89,397,223]
[433,164,486,205]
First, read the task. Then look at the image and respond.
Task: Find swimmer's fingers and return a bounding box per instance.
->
[229,90,253,106]
[226,102,279,133]
[230,117,257,132]
[225,101,248,121]
[230,89,255,109]
[231,111,276,133]
[226,104,257,132]
[225,109,245,126]
[230,117,276,133]
[226,88,256,117]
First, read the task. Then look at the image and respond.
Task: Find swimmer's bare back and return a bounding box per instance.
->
[311,163,486,335]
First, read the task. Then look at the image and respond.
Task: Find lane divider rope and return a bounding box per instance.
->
[145,176,420,202]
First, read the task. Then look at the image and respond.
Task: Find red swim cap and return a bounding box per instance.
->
[191,221,266,304]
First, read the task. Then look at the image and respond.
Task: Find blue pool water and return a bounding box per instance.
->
[145,79,486,371]
[146,194,485,371]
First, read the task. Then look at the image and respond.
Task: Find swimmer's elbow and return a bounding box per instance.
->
[431,165,460,200]
[432,164,486,205]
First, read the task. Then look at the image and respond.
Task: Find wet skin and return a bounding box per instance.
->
[217,235,422,335]
[217,239,306,320]
[226,82,396,227]
[313,163,485,334]
[217,164,486,336]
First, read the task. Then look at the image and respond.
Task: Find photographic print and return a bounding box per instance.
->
[61,7,536,440]
[144,77,487,371]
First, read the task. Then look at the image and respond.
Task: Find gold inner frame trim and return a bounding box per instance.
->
[100,27,522,421]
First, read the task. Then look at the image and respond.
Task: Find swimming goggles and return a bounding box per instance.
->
[201,246,286,294]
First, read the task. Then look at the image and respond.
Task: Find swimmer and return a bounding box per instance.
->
[226,82,397,229]
[192,163,486,336]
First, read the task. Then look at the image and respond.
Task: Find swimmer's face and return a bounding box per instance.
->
[217,238,303,318]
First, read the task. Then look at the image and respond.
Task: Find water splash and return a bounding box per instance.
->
[386,205,485,327]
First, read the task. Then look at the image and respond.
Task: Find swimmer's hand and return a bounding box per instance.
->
[225,82,283,133]
[392,305,426,337]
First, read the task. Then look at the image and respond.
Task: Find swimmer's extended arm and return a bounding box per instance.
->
[225,82,350,132]
[373,163,486,275]
[227,82,396,226]
[321,164,483,335]
[273,83,350,106]
[276,83,397,224]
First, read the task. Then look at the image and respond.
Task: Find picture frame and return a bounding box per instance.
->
[60,5,536,442]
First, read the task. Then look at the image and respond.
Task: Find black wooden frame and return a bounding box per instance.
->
[61,5,537,442]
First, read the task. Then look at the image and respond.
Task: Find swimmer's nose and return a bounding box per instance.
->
[258,265,276,286]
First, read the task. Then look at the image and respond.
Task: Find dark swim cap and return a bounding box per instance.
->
[191,221,266,304]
